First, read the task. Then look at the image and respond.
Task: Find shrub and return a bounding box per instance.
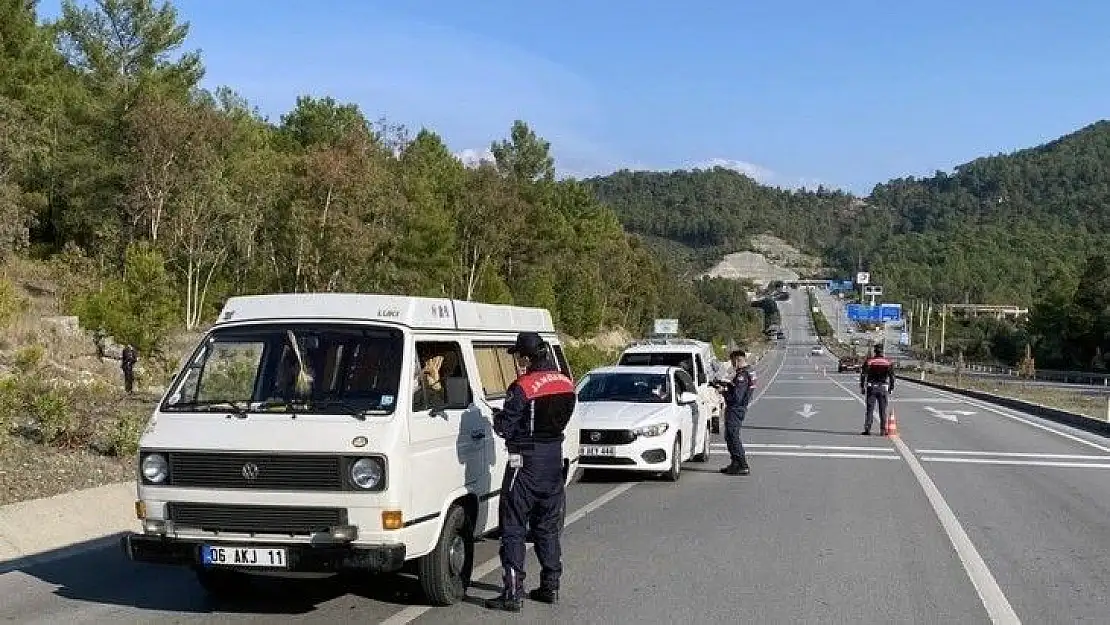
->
[564,344,619,378]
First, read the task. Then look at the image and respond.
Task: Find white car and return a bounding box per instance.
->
[575,365,711,482]
[810,346,824,356]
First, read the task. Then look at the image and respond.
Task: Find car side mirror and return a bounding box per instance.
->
[678,392,698,405]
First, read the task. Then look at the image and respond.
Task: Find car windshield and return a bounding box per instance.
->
[578,373,671,403]
[162,323,404,415]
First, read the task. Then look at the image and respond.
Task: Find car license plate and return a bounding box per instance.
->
[582,446,615,456]
[202,545,288,568]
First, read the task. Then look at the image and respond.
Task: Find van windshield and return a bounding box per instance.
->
[162,324,404,415]
[618,352,694,378]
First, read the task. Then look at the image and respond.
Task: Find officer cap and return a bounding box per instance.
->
[508,331,546,358]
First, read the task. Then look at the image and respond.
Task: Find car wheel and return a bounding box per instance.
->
[417,504,474,606]
[663,435,682,482]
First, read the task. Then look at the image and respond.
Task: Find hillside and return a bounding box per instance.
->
[587,122,1110,306]
[838,120,1110,305]
[584,168,860,278]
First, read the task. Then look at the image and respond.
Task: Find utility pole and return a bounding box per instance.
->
[939,304,947,355]
[924,303,932,350]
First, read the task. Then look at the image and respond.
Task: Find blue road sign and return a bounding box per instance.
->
[846,304,881,321]
[847,303,903,322]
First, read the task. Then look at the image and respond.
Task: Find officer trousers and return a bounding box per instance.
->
[724,407,748,463]
[498,442,565,596]
[864,386,889,433]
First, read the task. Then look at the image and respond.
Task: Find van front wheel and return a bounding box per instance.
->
[418,504,474,606]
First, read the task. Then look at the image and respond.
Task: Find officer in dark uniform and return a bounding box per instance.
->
[860,343,895,435]
[486,331,577,612]
[712,349,754,476]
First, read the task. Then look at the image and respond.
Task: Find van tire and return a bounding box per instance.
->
[194,567,251,598]
[418,504,474,606]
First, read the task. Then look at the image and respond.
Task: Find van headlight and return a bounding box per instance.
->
[349,457,385,490]
[632,423,669,437]
[140,452,169,484]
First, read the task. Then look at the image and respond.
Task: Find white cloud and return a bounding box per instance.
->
[692,158,830,191]
[454,148,495,168]
[693,158,778,185]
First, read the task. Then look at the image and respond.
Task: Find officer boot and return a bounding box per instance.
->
[529,587,559,604]
[725,457,750,476]
[719,460,739,474]
[485,571,524,612]
[485,591,522,612]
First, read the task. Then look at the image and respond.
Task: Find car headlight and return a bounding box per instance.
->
[632,423,669,437]
[349,457,384,490]
[141,452,168,484]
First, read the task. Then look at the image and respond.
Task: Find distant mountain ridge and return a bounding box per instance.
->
[585,120,1110,305]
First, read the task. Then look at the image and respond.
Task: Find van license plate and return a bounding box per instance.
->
[202,545,288,568]
[582,446,615,456]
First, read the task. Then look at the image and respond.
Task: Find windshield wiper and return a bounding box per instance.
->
[166,399,249,417]
[309,400,389,421]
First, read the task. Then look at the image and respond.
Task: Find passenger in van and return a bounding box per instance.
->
[486,332,576,612]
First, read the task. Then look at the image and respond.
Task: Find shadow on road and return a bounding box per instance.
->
[5,532,445,615]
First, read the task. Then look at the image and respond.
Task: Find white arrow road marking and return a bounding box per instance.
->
[797,403,818,418]
[924,406,973,423]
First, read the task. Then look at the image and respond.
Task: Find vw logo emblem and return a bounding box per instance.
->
[241,462,260,480]
[589,432,601,442]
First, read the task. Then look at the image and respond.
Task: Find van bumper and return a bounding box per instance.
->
[120,533,406,574]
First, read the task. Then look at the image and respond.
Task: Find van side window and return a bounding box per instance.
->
[413,341,472,412]
[694,355,707,385]
[551,345,571,377]
[473,344,518,399]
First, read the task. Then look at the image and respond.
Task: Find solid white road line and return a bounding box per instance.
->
[713,443,895,453]
[746,451,900,460]
[921,457,1110,469]
[824,375,1021,624]
[756,395,856,401]
[905,381,1110,455]
[378,483,637,625]
[916,450,1110,460]
[892,437,1022,624]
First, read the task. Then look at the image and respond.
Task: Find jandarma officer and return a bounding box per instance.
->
[485,331,577,612]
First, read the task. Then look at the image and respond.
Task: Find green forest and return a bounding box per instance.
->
[0,0,767,367]
[586,123,1110,371]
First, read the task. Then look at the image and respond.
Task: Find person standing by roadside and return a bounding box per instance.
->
[713,349,754,476]
[121,343,138,394]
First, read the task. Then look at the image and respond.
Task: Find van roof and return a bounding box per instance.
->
[622,338,712,354]
[214,293,555,333]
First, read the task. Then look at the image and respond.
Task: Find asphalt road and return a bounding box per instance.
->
[4,296,1110,623]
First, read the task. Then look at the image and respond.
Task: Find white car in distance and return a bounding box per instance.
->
[575,365,710,482]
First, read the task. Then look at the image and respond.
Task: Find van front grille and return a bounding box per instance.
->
[167,452,344,491]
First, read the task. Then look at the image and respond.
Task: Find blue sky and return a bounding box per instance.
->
[39,0,1110,195]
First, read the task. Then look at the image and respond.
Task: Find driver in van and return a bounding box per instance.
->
[486,331,576,612]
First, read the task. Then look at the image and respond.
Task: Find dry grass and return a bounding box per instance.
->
[0,259,203,506]
[922,372,1110,421]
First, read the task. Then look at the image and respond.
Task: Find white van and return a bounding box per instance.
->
[119,293,580,606]
[615,339,727,434]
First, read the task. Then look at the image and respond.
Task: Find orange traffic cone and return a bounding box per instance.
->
[885,410,899,437]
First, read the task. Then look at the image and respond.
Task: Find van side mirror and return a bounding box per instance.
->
[678,392,698,405]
